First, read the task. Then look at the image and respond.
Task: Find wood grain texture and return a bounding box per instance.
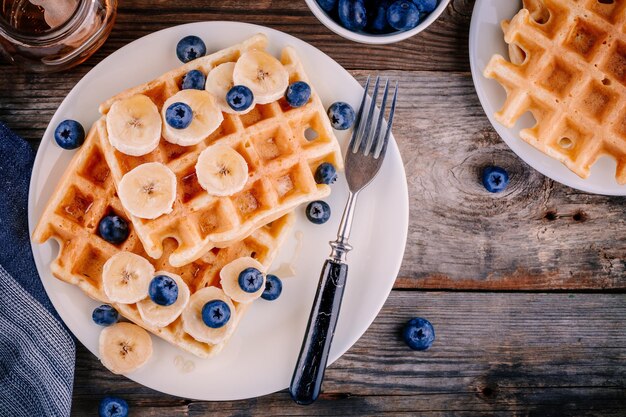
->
[0,0,472,140]
[3,0,626,414]
[71,291,626,416]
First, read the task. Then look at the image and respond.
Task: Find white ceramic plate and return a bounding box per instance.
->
[469,0,626,195]
[27,22,409,400]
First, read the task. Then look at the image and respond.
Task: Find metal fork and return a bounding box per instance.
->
[289,76,398,405]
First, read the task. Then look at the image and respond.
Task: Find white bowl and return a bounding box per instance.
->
[304,0,450,44]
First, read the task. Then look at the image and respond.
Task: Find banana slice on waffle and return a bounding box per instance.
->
[205,62,256,114]
[118,162,177,220]
[195,144,249,196]
[137,271,190,328]
[99,322,153,374]
[220,257,266,304]
[182,287,237,344]
[233,50,289,104]
[161,90,223,146]
[106,94,162,156]
[102,252,154,304]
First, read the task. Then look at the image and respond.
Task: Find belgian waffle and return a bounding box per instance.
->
[98,33,343,267]
[483,0,626,182]
[33,123,295,358]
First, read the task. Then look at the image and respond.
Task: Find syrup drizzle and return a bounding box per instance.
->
[271,230,303,279]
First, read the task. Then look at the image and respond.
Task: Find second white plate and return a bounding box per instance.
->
[469,0,626,195]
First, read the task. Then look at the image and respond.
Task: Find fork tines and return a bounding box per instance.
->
[349,75,398,159]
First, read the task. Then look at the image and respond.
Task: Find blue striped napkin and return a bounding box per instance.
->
[0,122,75,417]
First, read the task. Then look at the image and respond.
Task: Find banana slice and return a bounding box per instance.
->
[106,94,162,156]
[233,50,289,104]
[219,257,266,304]
[118,162,177,220]
[137,271,190,328]
[182,287,237,344]
[195,144,249,196]
[161,90,223,146]
[99,322,153,375]
[102,252,154,304]
[205,62,256,115]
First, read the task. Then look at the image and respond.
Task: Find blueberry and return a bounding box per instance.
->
[315,162,338,185]
[201,300,231,328]
[165,102,193,129]
[176,35,206,63]
[327,102,355,130]
[403,317,435,351]
[98,396,129,417]
[148,275,179,306]
[226,85,254,112]
[182,69,206,90]
[387,0,420,31]
[412,0,437,13]
[238,267,264,293]
[482,166,509,193]
[306,200,331,224]
[98,215,129,244]
[92,304,119,326]
[317,0,337,12]
[261,274,282,301]
[54,119,85,150]
[338,0,367,32]
[285,81,311,108]
[366,0,393,33]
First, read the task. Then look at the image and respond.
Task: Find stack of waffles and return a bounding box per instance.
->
[33,33,343,368]
[483,0,626,182]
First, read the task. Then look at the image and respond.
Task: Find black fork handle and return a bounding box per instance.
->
[289,259,348,405]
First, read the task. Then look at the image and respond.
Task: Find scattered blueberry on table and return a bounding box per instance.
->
[149,275,179,306]
[327,101,355,130]
[165,102,193,129]
[176,35,206,63]
[285,81,312,108]
[182,69,206,90]
[202,300,231,328]
[238,267,264,293]
[98,396,129,417]
[403,317,435,351]
[482,166,509,193]
[306,200,331,224]
[54,119,85,150]
[98,215,129,244]
[315,162,338,185]
[318,0,439,35]
[261,274,283,301]
[227,85,254,112]
[92,304,119,327]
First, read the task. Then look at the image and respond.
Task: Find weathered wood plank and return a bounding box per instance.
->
[107,0,472,72]
[5,69,626,290]
[70,291,626,416]
[372,70,626,290]
[0,0,472,139]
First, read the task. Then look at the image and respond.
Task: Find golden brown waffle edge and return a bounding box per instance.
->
[483,0,626,183]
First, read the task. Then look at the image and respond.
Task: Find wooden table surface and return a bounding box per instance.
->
[2,0,626,415]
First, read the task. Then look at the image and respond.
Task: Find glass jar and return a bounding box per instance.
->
[0,0,116,72]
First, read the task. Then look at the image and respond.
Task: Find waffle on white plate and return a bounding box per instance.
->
[98,33,343,267]
[33,122,295,358]
[484,0,626,182]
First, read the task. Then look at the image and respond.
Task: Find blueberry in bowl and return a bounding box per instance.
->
[306,0,449,44]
